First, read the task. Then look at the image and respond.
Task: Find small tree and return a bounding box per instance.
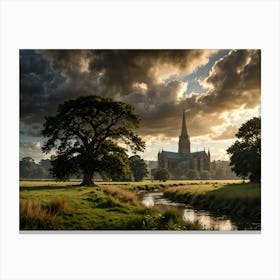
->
[227,117,261,183]
[42,95,145,186]
[129,155,148,181]
[154,168,170,182]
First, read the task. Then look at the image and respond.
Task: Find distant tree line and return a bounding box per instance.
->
[20,154,148,182]
[163,160,239,181]
[20,157,53,179]
[153,167,239,182]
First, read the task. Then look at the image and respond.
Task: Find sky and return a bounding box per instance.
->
[20,49,261,162]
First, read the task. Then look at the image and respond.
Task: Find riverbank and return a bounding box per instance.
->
[163,182,261,223]
[20,181,203,230]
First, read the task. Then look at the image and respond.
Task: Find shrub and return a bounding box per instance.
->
[154,169,170,182]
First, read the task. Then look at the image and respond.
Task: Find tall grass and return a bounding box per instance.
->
[20,200,57,230]
[104,187,139,206]
[20,197,70,230]
[45,197,70,214]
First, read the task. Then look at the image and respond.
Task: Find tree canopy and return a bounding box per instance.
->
[227,117,261,182]
[129,155,148,181]
[154,168,170,182]
[41,95,145,185]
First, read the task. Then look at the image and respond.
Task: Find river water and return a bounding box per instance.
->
[139,192,260,231]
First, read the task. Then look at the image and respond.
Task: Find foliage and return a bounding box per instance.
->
[227,117,261,182]
[41,95,145,185]
[186,169,199,180]
[108,167,132,182]
[154,168,170,182]
[20,157,52,179]
[129,155,148,181]
[199,170,211,180]
[211,161,239,180]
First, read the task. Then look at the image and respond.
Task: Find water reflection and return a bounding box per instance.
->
[140,192,237,231]
[183,209,237,230]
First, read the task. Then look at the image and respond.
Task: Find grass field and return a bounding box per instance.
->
[20,179,260,230]
[163,182,261,221]
[19,180,203,230]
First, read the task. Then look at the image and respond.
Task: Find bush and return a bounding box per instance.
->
[154,169,170,182]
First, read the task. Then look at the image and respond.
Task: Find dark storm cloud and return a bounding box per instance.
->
[198,50,261,113]
[20,49,260,140]
[20,49,214,135]
[20,50,66,125]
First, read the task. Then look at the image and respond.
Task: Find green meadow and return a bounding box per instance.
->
[20,180,202,230]
[164,182,261,221]
[19,180,260,230]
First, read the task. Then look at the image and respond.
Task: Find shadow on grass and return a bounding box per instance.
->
[20,184,86,192]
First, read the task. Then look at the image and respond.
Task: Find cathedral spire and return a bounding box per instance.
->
[180,107,188,138]
[178,107,190,154]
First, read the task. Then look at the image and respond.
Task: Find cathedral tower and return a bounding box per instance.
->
[178,109,190,154]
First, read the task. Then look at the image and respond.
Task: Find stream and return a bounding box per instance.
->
[139,192,260,231]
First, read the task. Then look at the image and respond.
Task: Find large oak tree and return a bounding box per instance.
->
[41,95,145,185]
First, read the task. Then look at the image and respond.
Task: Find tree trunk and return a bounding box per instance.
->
[80,171,95,186]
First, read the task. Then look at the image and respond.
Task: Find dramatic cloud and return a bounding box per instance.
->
[20,49,261,160]
[211,125,238,140]
[198,49,261,112]
[20,50,216,136]
[20,142,55,162]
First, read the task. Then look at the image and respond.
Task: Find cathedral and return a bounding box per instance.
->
[157,109,211,177]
